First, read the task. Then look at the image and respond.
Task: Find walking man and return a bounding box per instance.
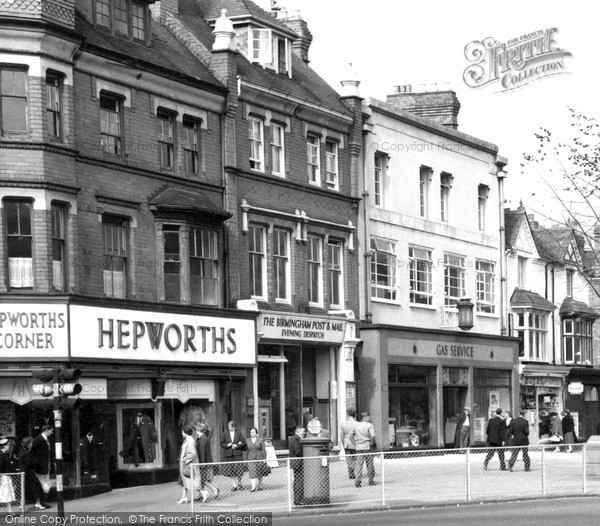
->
[507,411,530,472]
[353,412,376,487]
[339,409,357,480]
[483,408,506,471]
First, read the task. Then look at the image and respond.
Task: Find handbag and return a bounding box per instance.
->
[259,462,271,477]
[182,465,192,477]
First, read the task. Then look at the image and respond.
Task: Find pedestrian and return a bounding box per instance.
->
[196,423,219,501]
[340,409,358,480]
[17,436,47,510]
[220,421,246,491]
[549,412,564,452]
[0,438,15,515]
[483,408,507,471]
[246,427,269,492]
[503,411,513,446]
[507,411,530,472]
[288,425,305,506]
[455,406,471,449]
[31,425,54,498]
[561,409,577,452]
[177,425,200,504]
[354,412,376,487]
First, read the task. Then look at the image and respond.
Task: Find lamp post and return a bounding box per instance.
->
[457,298,474,331]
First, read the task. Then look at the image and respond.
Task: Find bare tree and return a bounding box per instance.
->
[521,107,600,296]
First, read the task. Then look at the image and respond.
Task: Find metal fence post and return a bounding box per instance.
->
[380,451,385,506]
[286,458,292,512]
[20,472,25,516]
[541,446,546,496]
[466,448,471,502]
[583,443,587,494]
[190,464,195,514]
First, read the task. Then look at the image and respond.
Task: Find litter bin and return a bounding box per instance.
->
[301,437,330,505]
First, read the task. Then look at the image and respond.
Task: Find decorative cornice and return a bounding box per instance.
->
[233,167,361,206]
[76,156,225,193]
[0,141,77,156]
[0,180,80,194]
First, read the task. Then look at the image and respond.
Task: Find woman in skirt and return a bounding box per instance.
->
[245,427,269,492]
[220,422,246,491]
[18,436,47,510]
[0,438,15,515]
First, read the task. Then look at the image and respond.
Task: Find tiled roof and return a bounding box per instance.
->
[510,288,555,310]
[559,296,600,318]
[178,0,351,116]
[504,208,525,250]
[149,188,231,220]
[74,11,224,90]
[201,0,297,36]
[531,226,573,264]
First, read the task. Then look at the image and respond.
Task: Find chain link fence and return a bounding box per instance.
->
[185,445,589,513]
[0,472,25,517]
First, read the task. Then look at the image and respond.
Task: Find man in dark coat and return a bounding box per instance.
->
[484,408,507,471]
[31,425,53,476]
[196,423,218,500]
[80,430,102,471]
[288,425,305,506]
[507,411,530,471]
[561,409,577,452]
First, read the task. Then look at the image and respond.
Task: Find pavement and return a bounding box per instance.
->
[16,448,600,520]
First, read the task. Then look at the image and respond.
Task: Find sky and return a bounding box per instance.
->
[256,0,599,228]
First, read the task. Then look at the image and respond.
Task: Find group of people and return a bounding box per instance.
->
[484,407,578,473]
[339,410,377,487]
[0,425,55,515]
[178,420,271,504]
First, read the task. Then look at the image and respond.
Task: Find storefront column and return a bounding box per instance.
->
[279,354,286,441]
[467,366,474,410]
[253,367,259,430]
[338,337,360,443]
[436,365,443,447]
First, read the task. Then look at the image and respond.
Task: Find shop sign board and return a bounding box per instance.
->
[258,313,347,344]
[70,305,257,366]
[0,304,68,359]
[473,417,486,443]
[523,376,562,388]
[568,382,584,395]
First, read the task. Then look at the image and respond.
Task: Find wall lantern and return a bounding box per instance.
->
[457,298,474,331]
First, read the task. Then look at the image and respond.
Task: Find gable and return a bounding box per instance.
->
[513,221,538,257]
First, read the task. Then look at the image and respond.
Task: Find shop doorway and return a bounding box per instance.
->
[443,386,468,446]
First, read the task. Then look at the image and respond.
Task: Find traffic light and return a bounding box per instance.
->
[58,368,82,397]
[31,368,54,397]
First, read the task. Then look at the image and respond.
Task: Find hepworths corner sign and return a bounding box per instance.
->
[463,28,571,91]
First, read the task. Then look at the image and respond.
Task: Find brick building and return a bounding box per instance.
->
[0,0,258,491]
[0,0,362,493]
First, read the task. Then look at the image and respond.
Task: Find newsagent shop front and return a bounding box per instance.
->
[253,311,360,450]
[359,326,519,449]
[0,297,257,491]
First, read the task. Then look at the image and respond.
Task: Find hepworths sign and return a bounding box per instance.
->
[463,28,571,91]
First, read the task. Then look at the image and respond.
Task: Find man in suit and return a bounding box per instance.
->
[126,412,158,467]
[354,412,376,487]
[456,406,471,448]
[80,429,101,471]
[483,408,507,471]
[507,411,530,472]
[561,409,577,452]
[339,409,358,480]
[288,425,305,506]
[503,411,513,446]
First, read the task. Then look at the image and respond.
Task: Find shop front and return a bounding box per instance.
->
[519,366,569,442]
[0,297,257,491]
[254,311,360,450]
[359,326,519,449]
[565,367,600,440]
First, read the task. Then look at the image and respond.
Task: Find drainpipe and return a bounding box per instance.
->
[362,124,372,323]
[551,264,556,365]
[497,162,508,335]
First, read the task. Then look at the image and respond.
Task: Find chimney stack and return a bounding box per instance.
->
[150,0,178,24]
[276,9,313,63]
[386,84,461,129]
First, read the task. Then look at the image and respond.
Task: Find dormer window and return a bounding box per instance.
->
[94,0,148,43]
[250,28,290,75]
